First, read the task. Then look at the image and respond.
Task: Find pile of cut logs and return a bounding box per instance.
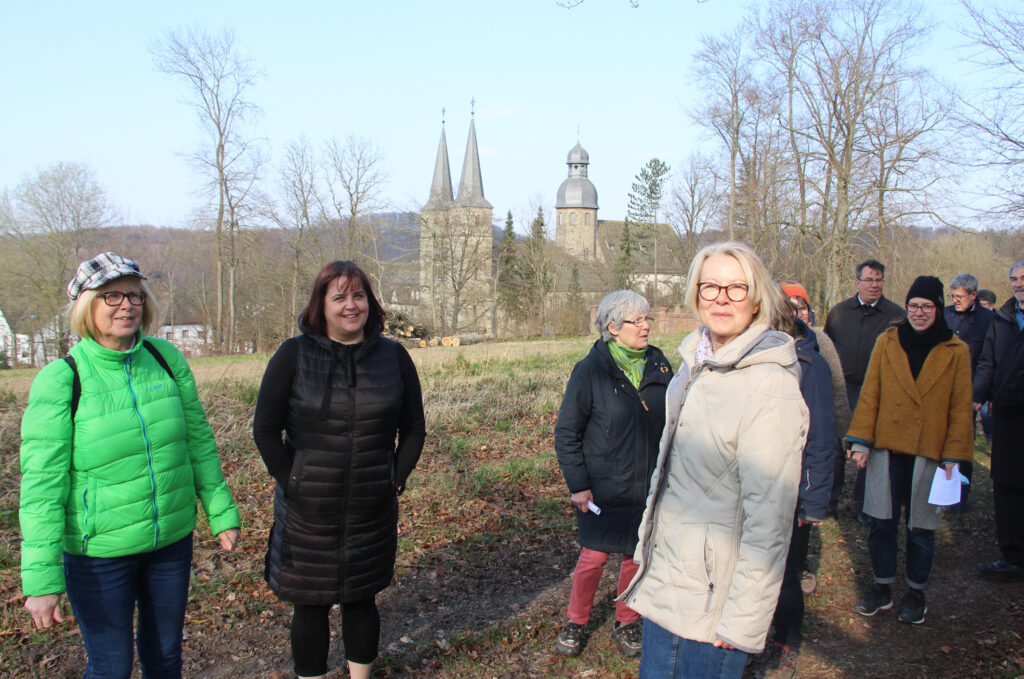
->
[417,333,493,348]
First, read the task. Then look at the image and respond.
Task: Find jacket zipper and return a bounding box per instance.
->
[628,361,704,600]
[126,355,161,549]
[81,489,90,552]
[703,526,715,612]
[341,354,356,596]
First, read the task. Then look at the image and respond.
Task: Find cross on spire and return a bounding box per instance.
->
[470,97,475,116]
[441,106,446,125]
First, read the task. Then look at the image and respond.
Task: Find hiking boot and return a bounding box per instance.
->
[800,570,817,595]
[754,642,798,679]
[612,621,642,657]
[554,621,586,656]
[897,588,927,624]
[852,583,892,616]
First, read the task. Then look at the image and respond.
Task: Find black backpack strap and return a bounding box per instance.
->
[143,339,175,381]
[63,355,81,420]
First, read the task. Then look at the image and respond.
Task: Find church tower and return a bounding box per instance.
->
[420,120,454,301]
[555,142,599,259]
[419,109,494,334]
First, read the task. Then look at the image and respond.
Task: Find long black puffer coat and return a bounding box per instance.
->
[974,298,1024,489]
[554,340,673,554]
[254,325,425,604]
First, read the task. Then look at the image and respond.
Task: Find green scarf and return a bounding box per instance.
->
[608,340,647,389]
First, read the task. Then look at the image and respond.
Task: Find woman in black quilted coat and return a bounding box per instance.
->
[253,261,425,679]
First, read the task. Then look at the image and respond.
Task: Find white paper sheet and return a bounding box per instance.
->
[928,464,963,506]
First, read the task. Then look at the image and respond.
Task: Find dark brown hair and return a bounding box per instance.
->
[299,261,385,337]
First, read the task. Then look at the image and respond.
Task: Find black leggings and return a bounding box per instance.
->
[291,599,379,675]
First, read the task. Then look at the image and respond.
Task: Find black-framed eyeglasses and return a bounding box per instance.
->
[858,277,884,284]
[907,303,935,314]
[622,315,654,328]
[698,282,749,302]
[98,291,146,306]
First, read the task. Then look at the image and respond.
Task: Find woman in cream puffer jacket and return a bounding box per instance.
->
[621,242,808,679]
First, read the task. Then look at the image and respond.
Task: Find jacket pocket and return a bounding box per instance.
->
[81,476,99,551]
[702,527,716,612]
[389,448,397,492]
[286,448,305,499]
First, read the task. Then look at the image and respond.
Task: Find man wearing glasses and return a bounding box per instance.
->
[943,274,995,511]
[823,259,906,520]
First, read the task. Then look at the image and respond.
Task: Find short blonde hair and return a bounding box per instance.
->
[67,279,160,340]
[683,241,775,327]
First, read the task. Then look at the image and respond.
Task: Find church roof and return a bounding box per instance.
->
[456,118,492,209]
[556,177,599,209]
[567,142,589,164]
[556,141,598,209]
[423,125,454,211]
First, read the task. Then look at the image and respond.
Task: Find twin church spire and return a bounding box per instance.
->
[423,107,491,212]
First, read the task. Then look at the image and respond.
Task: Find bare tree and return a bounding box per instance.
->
[667,153,722,266]
[743,0,942,305]
[692,28,755,238]
[956,1,1024,219]
[268,138,322,337]
[0,162,118,358]
[152,27,263,350]
[324,135,389,285]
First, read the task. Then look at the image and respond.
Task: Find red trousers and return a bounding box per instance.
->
[566,547,640,625]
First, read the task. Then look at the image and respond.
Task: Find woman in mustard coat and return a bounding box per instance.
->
[846,276,973,625]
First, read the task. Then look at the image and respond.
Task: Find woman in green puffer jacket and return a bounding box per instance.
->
[19,252,241,679]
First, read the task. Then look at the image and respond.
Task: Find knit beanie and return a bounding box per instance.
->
[781,282,810,304]
[905,275,944,309]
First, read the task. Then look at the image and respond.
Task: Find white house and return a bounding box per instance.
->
[154,324,210,357]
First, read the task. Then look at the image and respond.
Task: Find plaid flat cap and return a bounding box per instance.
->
[67,252,148,300]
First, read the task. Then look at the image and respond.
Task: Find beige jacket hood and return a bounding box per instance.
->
[621,323,809,654]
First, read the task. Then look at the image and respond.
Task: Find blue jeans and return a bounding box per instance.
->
[867,453,935,589]
[64,533,193,679]
[639,619,748,679]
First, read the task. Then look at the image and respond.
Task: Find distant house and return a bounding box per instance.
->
[0,308,64,367]
[154,324,210,357]
[0,309,13,366]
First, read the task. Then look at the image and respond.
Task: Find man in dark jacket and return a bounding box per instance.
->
[944,273,995,510]
[973,260,1024,581]
[945,273,996,372]
[823,259,905,518]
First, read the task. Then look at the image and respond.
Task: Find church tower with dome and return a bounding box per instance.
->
[555,142,599,260]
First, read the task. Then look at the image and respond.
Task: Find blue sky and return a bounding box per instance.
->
[0,0,975,232]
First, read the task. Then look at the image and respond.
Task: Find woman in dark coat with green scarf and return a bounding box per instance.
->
[553,290,673,659]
